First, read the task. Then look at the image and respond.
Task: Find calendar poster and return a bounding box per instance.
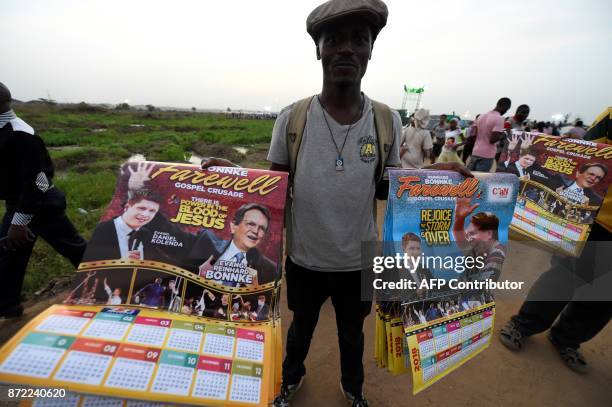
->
[1,304,274,406]
[497,131,612,256]
[404,302,495,394]
[1,161,288,405]
[73,161,288,310]
[383,169,518,287]
[377,169,516,393]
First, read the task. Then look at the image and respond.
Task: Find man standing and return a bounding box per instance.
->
[400,108,433,168]
[202,1,469,404]
[0,82,86,318]
[507,104,530,131]
[496,104,530,161]
[431,114,448,159]
[468,98,511,172]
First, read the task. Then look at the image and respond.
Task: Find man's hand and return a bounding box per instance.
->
[508,133,520,151]
[201,157,239,169]
[7,225,35,250]
[246,267,259,286]
[126,250,142,260]
[424,162,473,178]
[125,162,155,190]
[455,197,479,220]
[522,133,535,149]
[198,255,215,277]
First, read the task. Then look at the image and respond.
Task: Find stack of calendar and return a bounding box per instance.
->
[377,169,518,394]
[0,162,288,406]
[497,131,612,256]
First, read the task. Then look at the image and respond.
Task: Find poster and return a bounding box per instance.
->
[497,131,612,256]
[0,162,289,406]
[378,169,517,394]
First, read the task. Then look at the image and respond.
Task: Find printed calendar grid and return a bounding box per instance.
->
[0,305,272,406]
[409,306,495,387]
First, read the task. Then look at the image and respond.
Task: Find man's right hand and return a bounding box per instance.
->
[127,250,142,260]
[201,157,239,169]
[198,255,215,277]
[7,224,35,250]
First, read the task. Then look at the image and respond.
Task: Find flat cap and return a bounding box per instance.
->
[307,0,388,42]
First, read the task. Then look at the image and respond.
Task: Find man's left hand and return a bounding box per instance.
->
[424,162,473,178]
[7,225,35,250]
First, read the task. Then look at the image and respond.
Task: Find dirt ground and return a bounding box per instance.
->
[0,207,610,406]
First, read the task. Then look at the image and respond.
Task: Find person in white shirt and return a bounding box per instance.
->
[103,277,122,305]
[400,108,433,168]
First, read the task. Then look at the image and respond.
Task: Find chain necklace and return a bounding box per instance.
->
[317,94,365,171]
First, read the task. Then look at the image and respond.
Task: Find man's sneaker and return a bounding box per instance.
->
[273,376,304,407]
[0,304,23,319]
[340,382,369,406]
[499,319,525,351]
[547,332,588,373]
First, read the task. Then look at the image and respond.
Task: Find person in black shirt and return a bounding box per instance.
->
[0,82,86,317]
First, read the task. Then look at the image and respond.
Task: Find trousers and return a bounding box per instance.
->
[511,223,612,349]
[0,188,86,309]
[282,257,372,394]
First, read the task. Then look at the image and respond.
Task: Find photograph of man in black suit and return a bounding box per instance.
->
[555,163,607,207]
[84,189,162,261]
[188,203,277,286]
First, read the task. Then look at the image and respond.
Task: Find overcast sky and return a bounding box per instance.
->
[2,0,611,122]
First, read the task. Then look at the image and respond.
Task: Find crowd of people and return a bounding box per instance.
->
[400,101,590,171]
[403,291,494,328]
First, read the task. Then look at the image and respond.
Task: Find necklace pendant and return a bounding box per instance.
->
[335,156,344,171]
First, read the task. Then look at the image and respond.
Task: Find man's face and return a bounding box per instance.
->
[449,120,458,130]
[575,166,605,188]
[123,199,159,229]
[403,240,422,261]
[440,115,447,124]
[518,154,536,169]
[231,209,269,251]
[317,17,373,87]
[465,223,493,243]
[221,295,228,306]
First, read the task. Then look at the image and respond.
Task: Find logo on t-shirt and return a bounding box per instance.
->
[358,135,377,163]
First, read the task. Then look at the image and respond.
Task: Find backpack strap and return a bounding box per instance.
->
[286,96,315,184]
[371,100,394,183]
[284,96,314,255]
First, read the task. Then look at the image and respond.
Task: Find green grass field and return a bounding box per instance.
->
[1,104,275,297]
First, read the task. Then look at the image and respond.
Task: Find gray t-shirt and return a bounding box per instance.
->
[267,95,401,271]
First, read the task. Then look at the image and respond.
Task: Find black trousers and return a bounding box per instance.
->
[282,257,372,394]
[511,223,612,349]
[0,188,86,309]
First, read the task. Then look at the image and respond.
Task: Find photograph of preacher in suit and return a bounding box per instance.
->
[83,188,196,263]
[186,203,277,286]
[555,163,607,207]
[83,188,162,261]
